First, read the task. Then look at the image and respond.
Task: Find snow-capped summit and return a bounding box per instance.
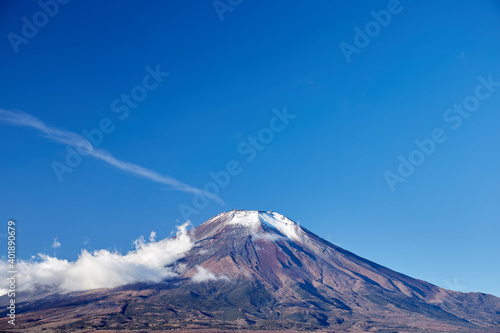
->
[215,210,302,241]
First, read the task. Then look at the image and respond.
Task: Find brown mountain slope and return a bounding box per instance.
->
[1,210,499,332]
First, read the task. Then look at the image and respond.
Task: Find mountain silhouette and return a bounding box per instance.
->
[1,210,499,332]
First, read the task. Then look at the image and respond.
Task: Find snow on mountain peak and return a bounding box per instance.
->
[228,210,260,228]
[258,211,302,241]
[225,210,302,242]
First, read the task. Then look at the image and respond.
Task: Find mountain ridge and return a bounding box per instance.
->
[1,209,499,332]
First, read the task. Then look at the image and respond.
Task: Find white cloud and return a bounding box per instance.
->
[149,231,156,242]
[0,109,223,204]
[52,237,61,249]
[251,231,284,242]
[0,223,194,295]
[191,265,229,283]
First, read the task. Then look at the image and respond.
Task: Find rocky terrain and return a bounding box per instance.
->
[1,210,499,332]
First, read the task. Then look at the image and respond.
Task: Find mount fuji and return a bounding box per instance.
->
[1,210,499,332]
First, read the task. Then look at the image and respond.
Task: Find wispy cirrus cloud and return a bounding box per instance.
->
[0,109,223,204]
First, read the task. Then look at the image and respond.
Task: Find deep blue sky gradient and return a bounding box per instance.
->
[1,0,499,296]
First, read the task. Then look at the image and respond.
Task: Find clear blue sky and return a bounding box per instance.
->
[1,0,499,297]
